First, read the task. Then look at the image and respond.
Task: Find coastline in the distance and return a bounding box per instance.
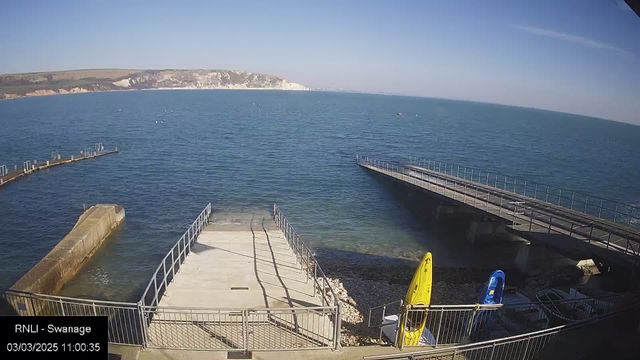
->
[0,69,310,100]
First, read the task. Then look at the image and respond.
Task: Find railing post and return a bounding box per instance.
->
[138,301,149,349]
[546,185,550,203]
[522,336,531,360]
[60,299,65,316]
[614,204,619,223]
[323,278,328,307]
[313,262,317,296]
[435,309,444,347]
[153,276,159,306]
[335,303,342,351]
[571,192,575,210]
[558,189,562,205]
[584,196,588,213]
[163,260,168,294]
[529,209,533,232]
[396,304,406,350]
[534,183,538,199]
[171,247,175,279]
[242,309,248,352]
[306,247,310,282]
[464,184,467,203]
[598,199,603,218]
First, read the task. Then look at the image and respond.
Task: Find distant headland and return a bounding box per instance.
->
[0,69,309,99]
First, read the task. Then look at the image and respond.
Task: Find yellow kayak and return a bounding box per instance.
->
[398,252,432,346]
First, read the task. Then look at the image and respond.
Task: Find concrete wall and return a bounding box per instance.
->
[11,204,125,297]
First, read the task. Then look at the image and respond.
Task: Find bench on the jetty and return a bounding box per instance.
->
[0,143,118,187]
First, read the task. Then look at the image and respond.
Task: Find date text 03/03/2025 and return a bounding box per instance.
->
[1,316,108,359]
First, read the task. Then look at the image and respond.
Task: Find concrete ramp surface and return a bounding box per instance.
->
[146,213,337,350]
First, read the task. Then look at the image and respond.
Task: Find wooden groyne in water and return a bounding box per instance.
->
[0,143,118,187]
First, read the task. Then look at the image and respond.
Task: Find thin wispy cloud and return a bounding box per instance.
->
[512,25,632,59]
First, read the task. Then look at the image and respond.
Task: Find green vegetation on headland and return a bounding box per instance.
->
[0,69,308,99]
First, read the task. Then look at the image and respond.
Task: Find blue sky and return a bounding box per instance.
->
[1,0,639,124]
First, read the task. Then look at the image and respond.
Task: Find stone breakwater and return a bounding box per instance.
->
[318,259,587,346]
[11,204,125,298]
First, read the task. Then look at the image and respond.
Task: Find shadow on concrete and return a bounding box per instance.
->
[250,216,270,309]
[287,297,322,308]
[261,218,300,332]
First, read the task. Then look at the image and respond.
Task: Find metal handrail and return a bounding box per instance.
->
[273,204,340,308]
[273,204,340,306]
[3,204,342,351]
[367,291,636,348]
[363,301,640,360]
[402,164,640,254]
[407,156,640,229]
[140,203,212,307]
[2,288,143,346]
[140,304,337,311]
[356,156,640,261]
[273,204,342,350]
[3,288,138,306]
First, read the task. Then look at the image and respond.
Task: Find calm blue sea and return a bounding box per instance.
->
[1,90,639,301]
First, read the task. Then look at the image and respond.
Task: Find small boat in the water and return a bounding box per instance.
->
[498,288,549,334]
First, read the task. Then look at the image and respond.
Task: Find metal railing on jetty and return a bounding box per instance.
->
[0,143,118,187]
[367,291,634,350]
[407,156,640,230]
[273,204,340,309]
[137,203,341,351]
[140,204,212,308]
[356,155,640,262]
[1,203,341,351]
[364,297,640,360]
[1,289,144,345]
